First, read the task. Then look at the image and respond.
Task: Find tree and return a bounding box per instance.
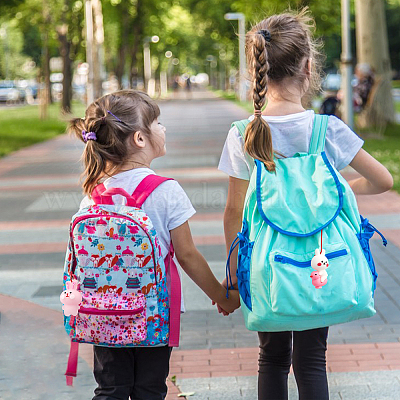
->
[386,0,400,74]
[355,0,395,126]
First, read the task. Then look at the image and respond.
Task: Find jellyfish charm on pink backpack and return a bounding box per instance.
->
[60,280,82,316]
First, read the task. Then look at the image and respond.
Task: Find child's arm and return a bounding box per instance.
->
[348,148,393,194]
[223,176,249,287]
[170,221,240,313]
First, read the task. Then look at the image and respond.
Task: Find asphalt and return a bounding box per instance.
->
[0,89,399,399]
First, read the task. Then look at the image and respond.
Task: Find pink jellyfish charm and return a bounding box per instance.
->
[60,280,83,316]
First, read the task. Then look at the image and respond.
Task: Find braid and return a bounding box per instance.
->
[251,34,269,112]
[244,32,276,172]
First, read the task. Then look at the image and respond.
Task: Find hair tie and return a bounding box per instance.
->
[82,130,97,143]
[254,110,262,118]
[257,29,271,43]
[101,116,106,125]
[107,110,123,123]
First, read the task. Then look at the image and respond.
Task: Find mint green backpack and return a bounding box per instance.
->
[227,115,387,332]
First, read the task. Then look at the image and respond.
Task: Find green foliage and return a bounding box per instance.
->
[21,25,42,67]
[386,0,400,71]
[0,0,24,14]
[0,18,36,79]
[1,0,399,88]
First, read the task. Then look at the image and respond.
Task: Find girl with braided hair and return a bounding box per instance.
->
[217,8,393,400]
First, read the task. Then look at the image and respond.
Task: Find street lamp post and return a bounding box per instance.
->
[206,55,216,88]
[143,35,159,97]
[341,0,354,129]
[225,12,246,102]
[161,51,172,98]
[84,0,94,105]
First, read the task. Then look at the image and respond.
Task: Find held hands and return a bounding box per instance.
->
[221,289,241,314]
[212,278,240,316]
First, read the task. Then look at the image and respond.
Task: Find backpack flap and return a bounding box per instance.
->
[254,153,344,237]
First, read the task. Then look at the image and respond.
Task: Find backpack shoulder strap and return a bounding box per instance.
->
[131,175,173,208]
[231,119,255,172]
[165,243,181,347]
[308,114,329,155]
[232,119,250,140]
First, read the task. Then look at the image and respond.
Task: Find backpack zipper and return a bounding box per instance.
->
[79,306,144,316]
[274,249,348,268]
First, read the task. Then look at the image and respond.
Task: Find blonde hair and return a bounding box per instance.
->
[69,90,160,196]
[245,8,323,171]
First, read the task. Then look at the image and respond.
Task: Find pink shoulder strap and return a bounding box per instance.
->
[65,339,79,386]
[91,175,172,207]
[165,243,181,347]
[131,175,173,208]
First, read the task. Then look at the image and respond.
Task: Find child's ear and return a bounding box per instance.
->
[305,57,312,77]
[132,131,146,149]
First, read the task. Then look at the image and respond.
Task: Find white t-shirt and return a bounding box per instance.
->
[80,168,196,311]
[218,110,364,180]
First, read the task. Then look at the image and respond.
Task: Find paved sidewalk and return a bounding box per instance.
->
[0,89,399,399]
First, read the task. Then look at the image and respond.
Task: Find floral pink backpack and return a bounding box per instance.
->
[61,175,181,385]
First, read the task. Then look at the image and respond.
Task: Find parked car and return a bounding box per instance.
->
[17,80,38,100]
[0,81,23,103]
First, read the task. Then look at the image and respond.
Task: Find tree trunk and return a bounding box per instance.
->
[355,0,395,126]
[42,0,52,109]
[58,24,72,114]
[115,3,130,89]
[129,0,143,88]
[92,0,105,99]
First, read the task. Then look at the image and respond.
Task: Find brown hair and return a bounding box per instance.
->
[69,90,160,196]
[244,8,323,171]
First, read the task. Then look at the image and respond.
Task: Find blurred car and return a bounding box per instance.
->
[0,81,23,103]
[321,74,342,91]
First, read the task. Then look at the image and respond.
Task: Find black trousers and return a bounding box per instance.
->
[93,345,172,400]
[258,327,329,400]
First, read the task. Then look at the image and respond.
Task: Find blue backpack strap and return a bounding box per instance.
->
[308,114,329,155]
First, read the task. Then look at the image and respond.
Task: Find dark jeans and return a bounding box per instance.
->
[93,345,172,400]
[258,327,329,400]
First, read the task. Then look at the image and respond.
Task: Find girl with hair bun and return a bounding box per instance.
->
[218,8,393,400]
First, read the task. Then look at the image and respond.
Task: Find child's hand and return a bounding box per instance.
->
[217,289,240,315]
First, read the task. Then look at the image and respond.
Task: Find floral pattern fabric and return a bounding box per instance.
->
[75,292,147,346]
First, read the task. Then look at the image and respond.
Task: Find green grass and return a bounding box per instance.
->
[392,80,400,89]
[0,102,86,158]
[358,124,400,194]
